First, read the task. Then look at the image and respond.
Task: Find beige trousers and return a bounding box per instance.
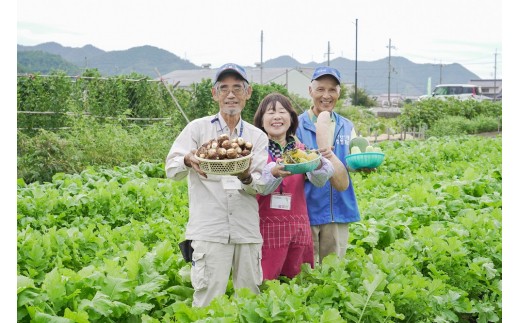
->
[311,223,349,264]
[190,240,262,307]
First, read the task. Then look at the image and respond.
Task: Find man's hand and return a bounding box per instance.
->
[185,149,207,178]
[236,159,253,184]
[316,111,350,191]
[318,146,333,159]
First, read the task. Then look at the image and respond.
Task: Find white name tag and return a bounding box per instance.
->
[221,175,242,190]
[270,193,292,210]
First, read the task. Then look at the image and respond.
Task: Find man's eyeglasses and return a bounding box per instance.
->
[217,86,246,97]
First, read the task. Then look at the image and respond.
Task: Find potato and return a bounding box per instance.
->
[226,148,238,159]
[206,148,218,159]
[237,137,246,148]
[197,136,253,160]
[221,140,232,149]
[217,147,227,159]
[218,134,230,145]
[196,146,207,157]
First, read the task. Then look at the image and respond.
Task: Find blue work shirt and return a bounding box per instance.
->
[295,110,361,225]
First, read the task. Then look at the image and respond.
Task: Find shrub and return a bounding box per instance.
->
[17,129,82,183]
[337,106,399,137]
[426,114,502,138]
[17,119,176,184]
[426,116,469,137]
[399,99,502,130]
[473,115,502,133]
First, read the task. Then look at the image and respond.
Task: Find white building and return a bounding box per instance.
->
[469,79,502,99]
[159,66,341,99]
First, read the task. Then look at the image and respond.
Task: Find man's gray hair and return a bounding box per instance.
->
[214,80,250,91]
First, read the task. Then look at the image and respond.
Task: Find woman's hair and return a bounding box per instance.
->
[253,92,299,136]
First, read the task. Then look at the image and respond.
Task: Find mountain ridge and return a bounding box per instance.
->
[17,42,481,96]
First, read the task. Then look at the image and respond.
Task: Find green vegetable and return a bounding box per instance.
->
[350,137,370,152]
[351,146,362,154]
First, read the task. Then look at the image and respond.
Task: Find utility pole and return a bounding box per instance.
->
[439,61,443,84]
[260,30,264,85]
[386,38,395,106]
[354,18,358,106]
[493,49,497,101]
[327,41,330,66]
[324,41,334,66]
[432,59,444,84]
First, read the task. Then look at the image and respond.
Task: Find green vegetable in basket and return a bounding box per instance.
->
[306,151,319,161]
[282,148,319,164]
[350,137,370,153]
[351,146,362,154]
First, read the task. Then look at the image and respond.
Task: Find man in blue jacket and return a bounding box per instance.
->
[295,66,361,264]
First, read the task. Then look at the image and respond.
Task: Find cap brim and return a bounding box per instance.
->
[312,74,340,84]
[216,70,247,82]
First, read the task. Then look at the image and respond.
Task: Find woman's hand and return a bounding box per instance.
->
[271,159,292,178]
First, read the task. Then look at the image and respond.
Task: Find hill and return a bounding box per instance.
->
[17,42,199,77]
[17,50,81,75]
[17,42,481,96]
[263,55,479,96]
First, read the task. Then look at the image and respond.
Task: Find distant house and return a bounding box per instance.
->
[159,66,355,100]
[469,79,502,99]
[374,93,406,107]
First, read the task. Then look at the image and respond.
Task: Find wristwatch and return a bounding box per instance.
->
[240,174,253,185]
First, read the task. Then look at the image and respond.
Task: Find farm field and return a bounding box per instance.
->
[17,135,502,322]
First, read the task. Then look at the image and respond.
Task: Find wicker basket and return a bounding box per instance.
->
[345,152,385,170]
[195,154,252,175]
[282,154,321,174]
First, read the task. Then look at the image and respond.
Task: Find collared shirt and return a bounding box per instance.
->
[165,113,273,244]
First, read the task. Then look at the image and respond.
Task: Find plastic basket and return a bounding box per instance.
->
[282,154,321,174]
[195,154,252,175]
[345,152,385,170]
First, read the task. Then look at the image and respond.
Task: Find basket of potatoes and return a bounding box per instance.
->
[194,134,253,175]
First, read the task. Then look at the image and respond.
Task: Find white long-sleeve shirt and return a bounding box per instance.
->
[165,113,276,244]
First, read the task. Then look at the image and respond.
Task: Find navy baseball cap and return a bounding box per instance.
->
[311,66,341,84]
[214,63,249,84]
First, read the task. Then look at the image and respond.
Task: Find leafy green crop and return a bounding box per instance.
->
[17,136,502,322]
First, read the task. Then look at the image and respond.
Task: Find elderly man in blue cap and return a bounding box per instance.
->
[165,63,272,307]
[295,66,361,264]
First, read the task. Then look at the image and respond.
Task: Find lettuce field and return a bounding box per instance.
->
[17,135,502,322]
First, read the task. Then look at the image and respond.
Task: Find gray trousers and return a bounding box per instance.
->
[190,240,262,307]
[311,223,349,264]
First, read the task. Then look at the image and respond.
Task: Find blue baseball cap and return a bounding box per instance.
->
[214,63,249,84]
[311,66,341,84]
